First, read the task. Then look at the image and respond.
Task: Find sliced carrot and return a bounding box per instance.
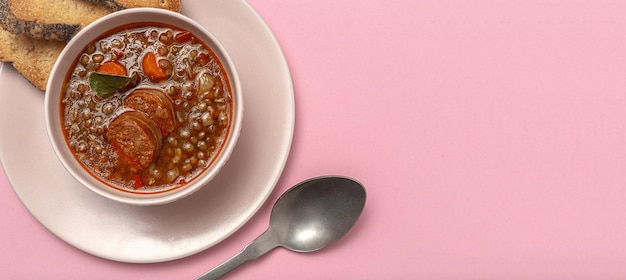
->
[97,61,127,76]
[142,52,169,82]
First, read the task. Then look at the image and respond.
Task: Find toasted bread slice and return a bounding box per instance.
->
[79,0,125,11]
[114,0,181,12]
[8,0,113,30]
[0,28,65,90]
[80,0,181,12]
[0,0,80,41]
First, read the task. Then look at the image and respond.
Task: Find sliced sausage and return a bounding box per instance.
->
[105,111,162,170]
[123,88,177,135]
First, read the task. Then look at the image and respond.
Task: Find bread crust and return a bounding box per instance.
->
[79,0,125,11]
[80,0,181,12]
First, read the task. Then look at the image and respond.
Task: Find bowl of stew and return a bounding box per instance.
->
[45,8,243,206]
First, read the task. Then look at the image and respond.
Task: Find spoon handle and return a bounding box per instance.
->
[196,229,278,280]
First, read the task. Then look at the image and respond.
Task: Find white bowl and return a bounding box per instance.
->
[45,8,243,206]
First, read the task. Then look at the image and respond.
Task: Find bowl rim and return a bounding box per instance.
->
[44,8,243,206]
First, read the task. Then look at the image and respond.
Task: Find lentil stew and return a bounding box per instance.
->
[61,23,233,193]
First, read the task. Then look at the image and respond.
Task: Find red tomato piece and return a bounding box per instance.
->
[175,31,193,43]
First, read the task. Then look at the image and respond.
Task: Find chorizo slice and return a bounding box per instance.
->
[105,111,162,170]
[123,87,177,135]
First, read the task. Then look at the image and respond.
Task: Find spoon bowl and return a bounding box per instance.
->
[197,176,366,279]
[272,177,366,252]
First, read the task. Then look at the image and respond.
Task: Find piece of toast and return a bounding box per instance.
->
[0,28,65,90]
[0,0,183,90]
[114,0,181,12]
[8,0,114,32]
[79,0,125,11]
[80,0,182,13]
[0,0,81,41]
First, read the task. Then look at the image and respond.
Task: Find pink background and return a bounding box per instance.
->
[3,0,626,278]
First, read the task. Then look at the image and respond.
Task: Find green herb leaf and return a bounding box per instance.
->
[89,72,136,98]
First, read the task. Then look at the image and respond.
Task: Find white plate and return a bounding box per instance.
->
[0,0,294,263]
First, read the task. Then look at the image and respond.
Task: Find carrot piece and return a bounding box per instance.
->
[142,52,168,82]
[98,61,127,76]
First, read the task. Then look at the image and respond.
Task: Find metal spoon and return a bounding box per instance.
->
[196,176,367,280]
